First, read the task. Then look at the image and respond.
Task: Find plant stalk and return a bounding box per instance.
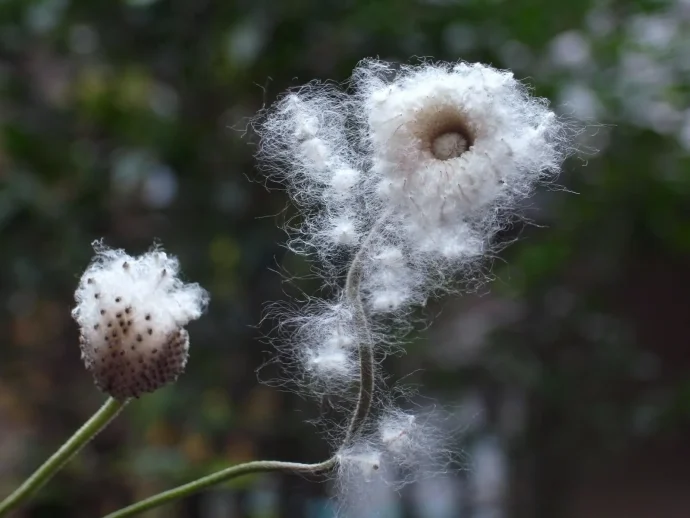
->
[342,213,388,444]
[0,397,127,516]
[101,213,388,517]
[102,458,337,518]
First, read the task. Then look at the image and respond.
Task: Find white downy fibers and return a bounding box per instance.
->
[360,61,564,224]
[257,58,568,270]
[73,241,209,400]
[256,58,571,509]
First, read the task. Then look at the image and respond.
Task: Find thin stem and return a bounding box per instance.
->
[343,213,388,444]
[101,214,388,518]
[101,458,337,518]
[0,397,127,516]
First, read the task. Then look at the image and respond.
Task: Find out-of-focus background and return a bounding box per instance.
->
[1,0,690,517]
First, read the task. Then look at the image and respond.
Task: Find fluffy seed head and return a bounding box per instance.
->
[337,445,383,481]
[305,330,353,377]
[257,58,569,273]
[333,407,454,506]
[330,216,359,246]
[72,241,209,399]
[380,412,417,454]
[329,167,360,196]
[299,310,359,393]
[255,60,569,505]
[359,60,566,233]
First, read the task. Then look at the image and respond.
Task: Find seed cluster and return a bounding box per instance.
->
[80,332,189,399]
[73,243,208,400]
[431,132,469,160]
[255,58,570,508]
[79,293,189,399]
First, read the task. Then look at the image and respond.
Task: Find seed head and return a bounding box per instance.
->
[359,60,566,231]
[256,58,569,267]
[72,241,209,399]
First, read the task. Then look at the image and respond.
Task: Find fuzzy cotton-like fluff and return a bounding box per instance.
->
[333,407,454,512]
[73,242,209,400]
[257,59,569,305]
[359,61,565,236]
[256,58,570,509]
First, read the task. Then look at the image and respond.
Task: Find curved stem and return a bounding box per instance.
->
[101,214,389,518]
[0,397,127,517]
[343,213,388,444]
[101,458,337,518]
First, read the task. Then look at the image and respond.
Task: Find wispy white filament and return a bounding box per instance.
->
[73,241,209,399]
[258,59,568,269]
[256,57,571,508]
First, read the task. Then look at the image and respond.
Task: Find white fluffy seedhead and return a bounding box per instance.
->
[334,442,390,513]
[360,244,422,316]
[356,60,566,228]
[332,406,454,512]
[256,86,372,267]
[257,58,570,283]
[380,411,418,455]
[263,298,364,398]
[255,58,569,509]
[73,241,209,400]
[337,444,384,482]
[377,407,452,475]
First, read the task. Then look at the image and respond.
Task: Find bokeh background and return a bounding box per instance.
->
[2,0,690,517]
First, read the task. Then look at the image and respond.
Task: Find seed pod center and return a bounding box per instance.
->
[431,132,469,160]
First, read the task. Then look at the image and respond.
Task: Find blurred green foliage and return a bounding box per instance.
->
[1,0,690,517]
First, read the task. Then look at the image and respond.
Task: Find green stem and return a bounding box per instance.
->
[101,458,337,518]
[342,213,388,444]
[101,214,388,518]
[0,397,127,517]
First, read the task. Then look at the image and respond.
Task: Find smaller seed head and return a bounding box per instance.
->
[72,241,209,399]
